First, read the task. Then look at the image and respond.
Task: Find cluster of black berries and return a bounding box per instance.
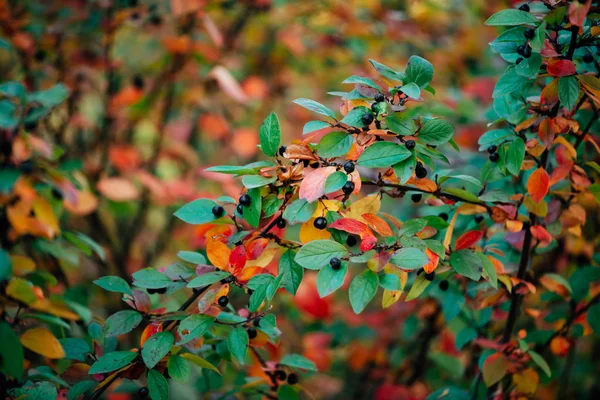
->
[487,145,499,163]
[515,5,534,64]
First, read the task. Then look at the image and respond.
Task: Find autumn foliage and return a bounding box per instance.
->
[1,1,600,400]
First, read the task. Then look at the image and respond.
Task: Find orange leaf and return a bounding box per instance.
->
[97,177,140,202]
[361,213,392,236]
[422,248,440,274]
[455,230,483,250]
[527,168,550,202]
[140,323,163,347]
[20,327,65,359]
[328,218,377,251]
[299,167,336,202]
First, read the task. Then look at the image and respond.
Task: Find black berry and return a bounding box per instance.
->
[346,235,357,247]
[212,205,224,217]
[330,257,341,270]
[342,181,355,195]
[524,28,535,39]
[374,93,385,102]
[439,212,448,221]
[361,113,374,126]
[247,327,257,339]
[277,218,287,229]
[253,317,261,327]
[155,287,167,294]
[139,386,149,397]
[34,50,46,62]
[411,193,422,203]
[239,194,251,206]
[314,217,327,230]
[132,75,144,89]
[415,163,427,179]
[517,45,526,56]
[439,280,449,291]
[487,145,497,154]
[236,204,244,215]
[475,215,485,223]
[130,11,140,20]
[302,160,310,167]
[405,140,416,150]
[425,272,435,281]
[522,45,532,58]
[584,54,594,63]
[147,288,157,294]
[275,370,287,380]
[24,121,38,131]
[310,162,320,168]
[518,4,530,12]
[343,161,355,173]
[51,187,63,200]
[278,145,287,156]
[287,373,299,385]
[515,57,524,65]
[218,296,229,307]
[149,15,163,26]
[417,268,424,276]
[489,152,500,162]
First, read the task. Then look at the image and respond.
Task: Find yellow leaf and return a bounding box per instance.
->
[311,199,340,218]
[299,219,331,243]
[513,368,539,395]
[6,278,37,305]
[30,298,80,320]
[20,327,65,359]
[347,194,381,220]
[10,255,36,275]
[180,353,221,374]
[32,197,60,239]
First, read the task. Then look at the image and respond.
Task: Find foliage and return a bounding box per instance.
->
[1,1,600,400]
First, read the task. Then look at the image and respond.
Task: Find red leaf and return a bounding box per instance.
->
[229,245,247,276]
[547,60,577,77]
[569,0,592,27]
[328,218,377,251]
[530,225,552,243]
[455,230,484,250]
[527,168,550,202]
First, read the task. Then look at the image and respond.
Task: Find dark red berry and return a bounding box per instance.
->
[247,327,257,339]
[343,161,355,173]
[405,140,416,150]
[489,152,500,162]
[524,28,535,39]
[212,205,224,217]
[342,181,355,195]
[314,217,327,230]
[411,193,422,203]
[374,93,385,102]
[287,373,299,385]
[330,257,341,270]
[218,296,229,307]
[277,218,287,229]
[439,280,449,291]
[239,194,251,206]
[361,113,374,126]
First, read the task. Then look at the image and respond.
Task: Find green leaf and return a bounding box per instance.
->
[393,154,417,184]
[64,232,106,261]
[404,55,434,89]
[93,276,132,296]
[316,262,347,297]
[445,188,481,204]
[390,248,429,270]
[515,53,542,78]
[187,271,231,288]
[349,269,379,314]
[429,352,465,380]
[418,119,455,145]
[177,251,207,265]
[357,142,411,167]
[558,76,580,111]
[481,254,498,289]
[279,250,304,295]
[59,338,90,362]
[227,327,249,364]
[105,310,143,337]
[318,131,353,158]
[324,171,348,194]
[379,273,401,291]
[180,353,221,374]
[67,381,96,400]
[369,59,405,81]
[493,66,530,98]
[142,331,174,368]
[450,250,484,281]
[340,106,372,127]
[455,327,478,350]
[343,75,380,90]
[0,168,20,195]
[0,248,12,281]
[303,120,330,135]
[243,188,262,228]
[528,350,551,377]
[485,9,539,26]
[400,82,421,99]
[259,112,281,157]
[147,369,169,400]
[405,274,431,301]
[174,198,219,224]
[531,22,546,52]
[89,351,138,374]
[177,315,214,345]
[506,138,525,176]
[0,321,24,378]
[386,113,416,136]
[293,98,336,120]
[278,385,299,400]
[132,268,172,289]
[241,175,276,189]
[282,199,317,224]
[586,302,600,333]
[279,354,318,372]
[262,194,283,217]
[167,355,191,383]
[295,240,349,270]
[399,218,428,236]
